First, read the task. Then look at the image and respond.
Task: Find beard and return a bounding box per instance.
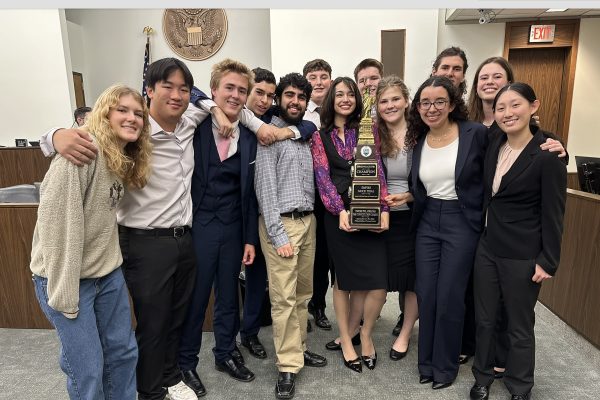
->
[279,104,305,125]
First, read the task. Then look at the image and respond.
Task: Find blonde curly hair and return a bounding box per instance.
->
[86,84,152,189]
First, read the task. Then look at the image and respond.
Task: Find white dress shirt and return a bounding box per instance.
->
[303,99,322,129]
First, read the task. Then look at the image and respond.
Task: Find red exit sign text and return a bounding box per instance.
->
[529,25,556,43]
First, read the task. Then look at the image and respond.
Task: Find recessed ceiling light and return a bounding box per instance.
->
[546,9,567,13]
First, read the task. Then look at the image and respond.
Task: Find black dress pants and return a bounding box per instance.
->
[415,198,480,383]
[310,195,333,310]
[120,227,196,400]
[472,235,541,396]
[240,246,267,339]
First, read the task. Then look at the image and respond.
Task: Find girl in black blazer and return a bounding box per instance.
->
[407,76,489,389]
[469,83,567,400]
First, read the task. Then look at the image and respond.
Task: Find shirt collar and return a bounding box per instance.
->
[149,115,183,136]
[307,100,320,113]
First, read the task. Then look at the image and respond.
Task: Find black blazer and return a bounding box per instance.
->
[191,117,259,246]
[410,120,489,232]
[483,127,567,275]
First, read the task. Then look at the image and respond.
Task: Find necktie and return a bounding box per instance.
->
[216,135,231,162]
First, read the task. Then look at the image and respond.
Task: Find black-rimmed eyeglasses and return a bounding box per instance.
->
[417,99,449,110]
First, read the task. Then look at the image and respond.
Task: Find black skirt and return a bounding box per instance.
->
[384,209,416,293]
[323,211,387,291]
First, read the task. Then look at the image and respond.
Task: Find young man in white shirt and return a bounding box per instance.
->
[302,59,334,332]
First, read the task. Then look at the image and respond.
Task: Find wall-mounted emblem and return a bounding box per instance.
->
[163,9,228,61]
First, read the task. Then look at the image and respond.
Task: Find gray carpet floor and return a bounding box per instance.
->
[1,292,599,400]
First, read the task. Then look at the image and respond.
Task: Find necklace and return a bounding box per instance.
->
[428,125,452,143]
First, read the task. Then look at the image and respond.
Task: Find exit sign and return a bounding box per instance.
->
[529,24,556,43]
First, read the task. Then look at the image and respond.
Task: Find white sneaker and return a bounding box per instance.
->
[167,381,198,400]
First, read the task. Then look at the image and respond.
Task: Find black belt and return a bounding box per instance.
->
[280,210,313,219]
[118,225,190,238]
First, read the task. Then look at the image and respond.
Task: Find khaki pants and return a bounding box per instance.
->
[259,214,316,373]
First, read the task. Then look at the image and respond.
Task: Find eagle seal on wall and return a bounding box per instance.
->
[163,9,228,61]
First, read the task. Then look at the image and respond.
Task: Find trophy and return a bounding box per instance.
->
[349,89,382,229]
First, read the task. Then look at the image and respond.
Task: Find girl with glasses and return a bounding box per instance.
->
[406,76,489,390]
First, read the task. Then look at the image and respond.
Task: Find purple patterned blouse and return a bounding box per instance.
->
[310,126,389,215]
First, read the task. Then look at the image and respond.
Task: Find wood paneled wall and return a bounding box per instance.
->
[539,189,600,348]
[0,204,52,328]
[0,148,51,188]
[567,172,580,191]
[0,202,216,331]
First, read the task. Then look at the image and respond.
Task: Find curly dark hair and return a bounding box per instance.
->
[320,77,363,133]
[406,76,468,149]
[275,72,312,103]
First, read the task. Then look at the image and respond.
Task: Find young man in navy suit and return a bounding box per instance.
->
[178,59,259,396]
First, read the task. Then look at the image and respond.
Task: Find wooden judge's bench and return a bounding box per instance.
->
[1,147,598,346]
[0,146,214,331]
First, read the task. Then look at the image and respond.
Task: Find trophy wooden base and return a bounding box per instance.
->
[349,205,381,229]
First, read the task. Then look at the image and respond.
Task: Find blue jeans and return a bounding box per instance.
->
[33,267,138,400]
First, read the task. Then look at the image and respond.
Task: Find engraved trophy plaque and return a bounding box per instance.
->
[349,89,381,229]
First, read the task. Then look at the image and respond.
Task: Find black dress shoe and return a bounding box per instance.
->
[392,313,404,336]
[275,372,296,399]
[361,352,377,370]
[231,345,245,365]
[343,357,362,373]
[469,383,490,400]
[181,370,207,397]
[419,375,433,384]
[389,342,409,361]
[325,332,361,351]
[303,350,327,367]
[215,358,255,382]
[310,308,332,330]
[511,393,531,400]
[459,354,471,364]
[432,380,453,390]
[241,335,267,359]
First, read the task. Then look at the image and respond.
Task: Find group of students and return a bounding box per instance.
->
[30,46,567,400]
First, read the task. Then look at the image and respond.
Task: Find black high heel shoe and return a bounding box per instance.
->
[343,357,363,373]
[361,352,377,370]
[325,332,361,351]
[389,341,409,361]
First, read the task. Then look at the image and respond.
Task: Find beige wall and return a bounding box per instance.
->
[0,10,74,146]
[566,18,600,172]
[2,7,599,162]
[269,9,440,96]
[65,9,272,105]
[436,11,506,99]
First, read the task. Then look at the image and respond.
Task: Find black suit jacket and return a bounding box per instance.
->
[191,117,259,246]
[410,120,489,233]
[483,127,567,275]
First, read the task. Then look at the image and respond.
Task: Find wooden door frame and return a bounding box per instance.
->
[503,19,579,145]
[72,71,86,108]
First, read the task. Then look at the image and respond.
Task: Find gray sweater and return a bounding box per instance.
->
[30,149,124,318]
